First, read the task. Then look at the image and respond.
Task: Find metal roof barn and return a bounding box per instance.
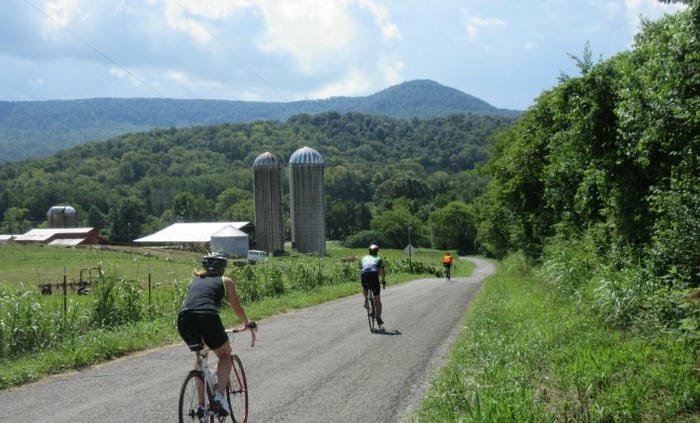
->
[289,146,326,256]
[253,152,285,256]
[134,222,251,247]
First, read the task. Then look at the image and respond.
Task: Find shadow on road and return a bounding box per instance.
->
[372,329,402,336]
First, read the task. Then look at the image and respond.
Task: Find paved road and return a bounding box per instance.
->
[0,257,494,422]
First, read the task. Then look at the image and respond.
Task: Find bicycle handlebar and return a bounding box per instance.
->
[227,322,257,347]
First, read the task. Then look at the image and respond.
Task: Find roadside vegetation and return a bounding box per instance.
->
[0,243,460,390]
[413,5,699,421]
[413,253,698,422]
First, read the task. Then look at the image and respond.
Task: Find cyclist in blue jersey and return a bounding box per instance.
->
[178,252,256,417]
[360,244,386,330]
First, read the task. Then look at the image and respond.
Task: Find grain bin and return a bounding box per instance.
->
[253,152,285,256]
[289,146,326,255]
[47,205,77,228]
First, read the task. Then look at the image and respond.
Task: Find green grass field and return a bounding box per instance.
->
[0,244,202,289]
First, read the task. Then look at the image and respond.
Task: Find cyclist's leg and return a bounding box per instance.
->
[361,275,371,308]
[213,342,232,395]
[373,283,382,323]
[199,314,231,397]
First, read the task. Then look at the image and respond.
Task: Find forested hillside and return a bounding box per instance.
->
[0,112,512,251]
[0,80,519,163]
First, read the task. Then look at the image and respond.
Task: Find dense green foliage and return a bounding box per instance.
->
[0,112,512,251]
[474,1,699,369]
[414,255,698,422]
[0,80,519,163]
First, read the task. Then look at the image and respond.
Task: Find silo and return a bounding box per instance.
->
[253,152,285,256]
[289,146,326,255]
[47,205,77,228]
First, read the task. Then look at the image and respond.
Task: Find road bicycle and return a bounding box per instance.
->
[443,264,451,281]
[179,325,256,423]
[365,289,377,333]
[364,281,386,333]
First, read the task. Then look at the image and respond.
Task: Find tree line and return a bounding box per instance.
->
[0,112,512,253]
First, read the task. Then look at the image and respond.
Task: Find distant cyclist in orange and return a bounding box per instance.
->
[442,252,453,281]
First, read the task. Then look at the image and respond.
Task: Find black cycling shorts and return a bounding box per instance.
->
[177,311,228,352]
[361,272,381,296]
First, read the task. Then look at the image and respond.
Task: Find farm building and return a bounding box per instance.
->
[134,222,252,256]
[13,227,104,246]
[210,225,249,258]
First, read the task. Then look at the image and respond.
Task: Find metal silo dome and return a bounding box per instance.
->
[47,205,77,228]
[253,152,285,256]
[289,146,326,255]
[254,151,283,167]
[289,146,324,165]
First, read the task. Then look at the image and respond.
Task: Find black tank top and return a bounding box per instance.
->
[180,275,225,314]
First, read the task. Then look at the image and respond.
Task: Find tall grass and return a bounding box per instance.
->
[412,254,699,422]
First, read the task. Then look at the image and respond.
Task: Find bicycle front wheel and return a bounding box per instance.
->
[226,354,248,423]
[179,370,210,423]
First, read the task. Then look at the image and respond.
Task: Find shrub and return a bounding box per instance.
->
[342,230,377,248]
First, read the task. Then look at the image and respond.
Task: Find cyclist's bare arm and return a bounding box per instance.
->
[227,324,256,347]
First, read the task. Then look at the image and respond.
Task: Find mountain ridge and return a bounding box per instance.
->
[0,79,520,163]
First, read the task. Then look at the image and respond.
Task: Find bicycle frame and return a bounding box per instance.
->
[179,326,255,423]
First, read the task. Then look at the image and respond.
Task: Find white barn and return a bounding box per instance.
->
[134,222,251,256]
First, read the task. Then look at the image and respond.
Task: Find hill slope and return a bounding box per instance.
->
[0,80,519,163]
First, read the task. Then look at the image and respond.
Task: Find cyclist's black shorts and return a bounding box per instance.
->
[361,272,381,296]
[177,311,228,352]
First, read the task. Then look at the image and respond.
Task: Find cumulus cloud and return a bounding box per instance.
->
[463,15,507,40]
[381,60,404,86]
[310,67,372,98]
[624,0,686,34]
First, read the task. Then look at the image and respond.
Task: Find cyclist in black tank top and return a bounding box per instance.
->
[178,253,256,415]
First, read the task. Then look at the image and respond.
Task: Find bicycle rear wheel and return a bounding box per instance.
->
[366,290,376,332]
[179,371,211,423]
[226,354,248,423]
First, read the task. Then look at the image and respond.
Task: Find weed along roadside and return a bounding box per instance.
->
[411,254,699,422]
[0,243,455,390]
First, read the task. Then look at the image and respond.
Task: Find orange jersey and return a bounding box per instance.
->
[442,255,452,265]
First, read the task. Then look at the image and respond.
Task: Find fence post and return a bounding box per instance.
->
[63,266,67,322]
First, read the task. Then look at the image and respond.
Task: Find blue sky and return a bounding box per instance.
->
[0,0,686,110]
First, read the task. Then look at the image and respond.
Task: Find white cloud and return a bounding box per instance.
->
[357,0,401,40]
[45,0,81,27]
[463,15,507,40]
[310,68,371,98]
[255,0,358,72]
[165,70,223,91]
[381,60,404,86]
[157,0,400,74]
[624,0,686,34]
